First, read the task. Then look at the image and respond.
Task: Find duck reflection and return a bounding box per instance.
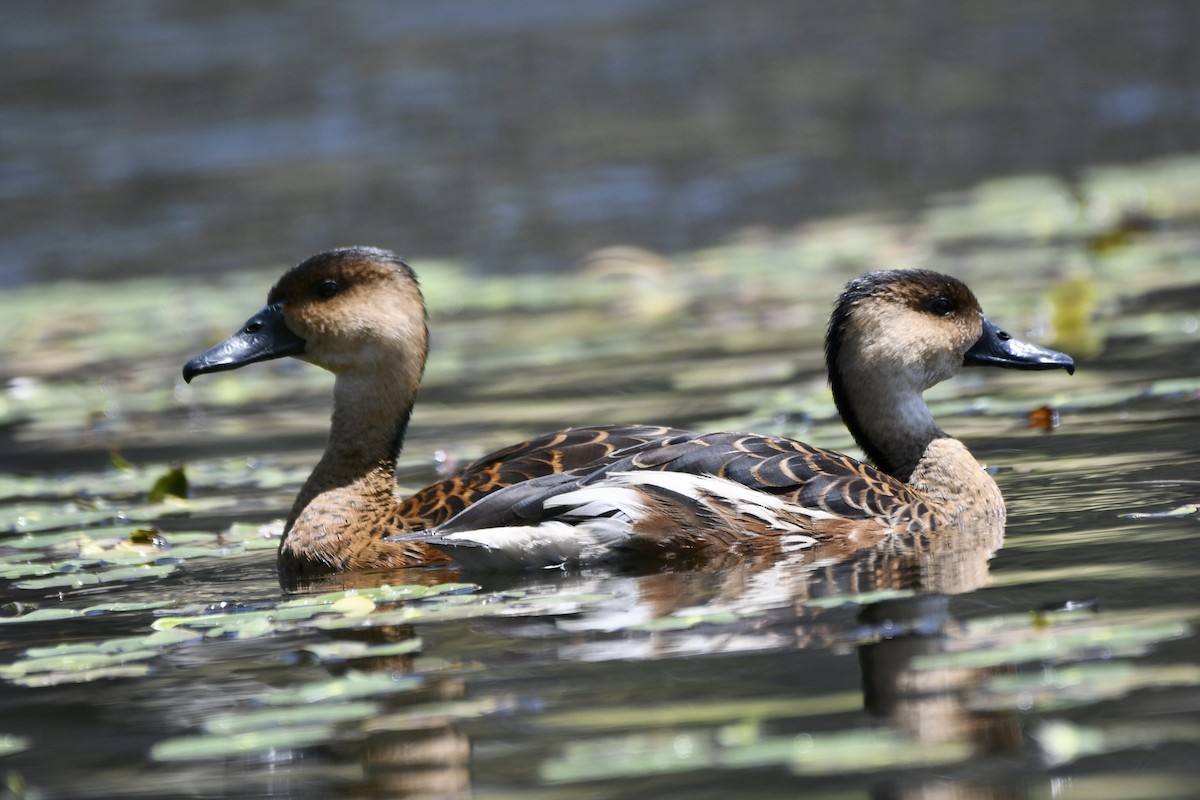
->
[292,515,1009,798]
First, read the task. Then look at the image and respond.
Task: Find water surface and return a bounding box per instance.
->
[2,162,1199,798]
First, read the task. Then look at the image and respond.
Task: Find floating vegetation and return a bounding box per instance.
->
[146,465,189,503]
[1035,718,1200,768]
[908,610,1193,673]
[0,735,29,757]
[150,725,339,762]
[534,693,863,732]
[540,723,971,783]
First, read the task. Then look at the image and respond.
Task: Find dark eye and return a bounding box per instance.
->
[316,279,340,299]
[928,296,955,316]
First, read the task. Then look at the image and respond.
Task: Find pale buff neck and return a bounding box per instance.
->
[836,363,1005,521]
[285,371,417,533]
[907,437,1005,525]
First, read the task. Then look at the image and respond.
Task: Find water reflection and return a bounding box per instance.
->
[3,146,1199,795]
[287,517,1007,797]
[334,627,472,798]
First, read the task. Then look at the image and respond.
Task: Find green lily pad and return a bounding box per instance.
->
[535,692,863,732]
[804,588,916,609]
[365,697,516,733]
[973,662,1200,713]
[258,670,423,705]
[540,724,969,784]
[0,649,159,679]
[202,700,381,735]
[1035,718,1200,768]
[301,637,423,662]
[0,734,30,757]
[150,725,336,762]
[0,608,83,624]
[629,610,748,631]
[11,664,152,687]
[14,563,176,590]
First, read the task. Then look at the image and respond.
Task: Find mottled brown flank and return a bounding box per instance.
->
[276,424,691,576]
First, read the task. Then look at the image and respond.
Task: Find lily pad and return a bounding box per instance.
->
[301,637,423,662]
[258,670,423,705]
[0,734,30,757]
[0,607,83,624]
[14,563,176,590]
[150,725,336,762]
[202,700,381,735]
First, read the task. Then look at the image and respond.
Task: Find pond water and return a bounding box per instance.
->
[2,162,1199,798]
[4,1,1200,285]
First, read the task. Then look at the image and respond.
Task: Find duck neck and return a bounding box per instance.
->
[286,372,416,533]
[831,363,943,482]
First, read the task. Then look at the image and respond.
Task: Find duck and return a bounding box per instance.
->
[183,247,1073,576]
[183,247,690,576]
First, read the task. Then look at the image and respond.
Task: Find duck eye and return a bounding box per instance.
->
[316,280,340,299]
[928,296,955,316]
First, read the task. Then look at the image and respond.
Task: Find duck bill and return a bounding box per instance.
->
[964,316,1075,374]
[182,302,306,383]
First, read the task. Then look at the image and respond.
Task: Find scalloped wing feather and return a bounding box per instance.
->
[398,427,931,568]
[392,424,687,528]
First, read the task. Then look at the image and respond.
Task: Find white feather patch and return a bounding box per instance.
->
[590,471,836,529]
[427,519,633,571]
[423,470,833,570]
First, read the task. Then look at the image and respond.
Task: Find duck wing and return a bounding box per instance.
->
[397,431,926,569]
[394,424,688,527]
[592,431,920,517]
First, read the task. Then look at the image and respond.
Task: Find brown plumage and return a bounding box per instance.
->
[183,247,686,575]
[183,249,1073,576]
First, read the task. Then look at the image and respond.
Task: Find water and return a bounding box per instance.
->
[3,3,1200,798]
[2,179,1199,797]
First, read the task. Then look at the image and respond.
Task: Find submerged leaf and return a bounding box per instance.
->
[1122,504,1200,520]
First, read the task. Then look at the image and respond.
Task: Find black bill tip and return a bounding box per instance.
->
[964,316,1075,375]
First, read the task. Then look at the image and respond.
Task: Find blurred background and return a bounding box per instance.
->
[3,0,1199,285]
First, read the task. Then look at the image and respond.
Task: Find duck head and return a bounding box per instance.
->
[827,269,1074,386]
[827,269,1074,479]
[183,247,428,388]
